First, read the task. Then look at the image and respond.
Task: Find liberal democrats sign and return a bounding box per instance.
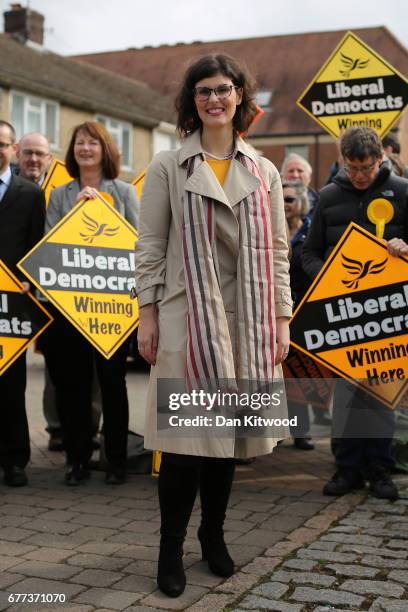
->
[297,31,408,139]
[18,193,139,359]
[290,223,408,409]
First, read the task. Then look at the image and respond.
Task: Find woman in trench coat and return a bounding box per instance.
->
[135,54,292,597]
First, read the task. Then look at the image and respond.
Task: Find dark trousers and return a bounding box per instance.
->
[40,306,129,468]
[332,380,395,472]
[335,438,394,472]
[96,340,129,468]
[159,453,235,543]
[288,400,311,437]
[0,354,30,469]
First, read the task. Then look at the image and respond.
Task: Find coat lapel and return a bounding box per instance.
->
[66,180,80,205]
[180,131,262,210]
[0,175,22,212]
[99,179,119,208]
[223,158,261,208]
[184,159,231,209]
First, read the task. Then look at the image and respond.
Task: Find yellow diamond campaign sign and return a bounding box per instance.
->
[42,159,73,206]
[18,193,138,359]
[297,31,408,138]
[0,260,52,375]
[290,223,408,409]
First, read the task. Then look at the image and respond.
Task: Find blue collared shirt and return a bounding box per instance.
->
[0,166,12,201]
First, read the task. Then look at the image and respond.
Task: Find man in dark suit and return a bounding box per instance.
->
[15,132,64,452]
[0,120,45,486]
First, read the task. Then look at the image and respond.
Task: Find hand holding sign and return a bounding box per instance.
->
[18,192,138,359]
[387,237,408,257]
[367,198,394,239]
[290,223,408,409]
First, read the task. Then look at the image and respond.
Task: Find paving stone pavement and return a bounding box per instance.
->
[228,485,408,612]
[0,352,407,611]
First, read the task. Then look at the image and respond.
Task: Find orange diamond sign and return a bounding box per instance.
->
[42,160,73,206]
[0,260,52,375]
[18,193,138,359]
[297,31,408,139]
[290,223,408,409]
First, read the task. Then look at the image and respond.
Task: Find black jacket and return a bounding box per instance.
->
[0,172,45,277]
[302,163,408,279]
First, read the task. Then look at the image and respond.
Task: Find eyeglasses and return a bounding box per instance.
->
[193,84,239,101]
[344,161,378,176]
[0,142,13,151]
[284,196,297,204]
[21,149,49,159]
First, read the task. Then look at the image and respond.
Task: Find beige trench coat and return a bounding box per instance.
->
[135,131,293,458]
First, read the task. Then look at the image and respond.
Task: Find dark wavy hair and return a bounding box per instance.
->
[65,121,120,179]
[175,54,257,136]
[340,127,383,161]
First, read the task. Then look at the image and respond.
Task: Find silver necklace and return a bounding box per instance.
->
[203,148,234,161]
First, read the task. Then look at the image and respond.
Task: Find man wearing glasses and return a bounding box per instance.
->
[302,126,408,500]
[0,121,45,487]
[16,132,52,186]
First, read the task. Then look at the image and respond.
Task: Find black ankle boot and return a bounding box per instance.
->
[198,458,235,577]
[198,526,234,577]
[157,538,186,597]
[157,455,200,597]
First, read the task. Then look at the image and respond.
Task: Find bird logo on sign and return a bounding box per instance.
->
[339,53,369,78]
[341,253,387,289]
[79,211,119,244]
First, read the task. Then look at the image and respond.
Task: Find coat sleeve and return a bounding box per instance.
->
[301,199,326,279]
[46,186,65,232]
[135,152,172,307]
[122,182,139,229]
[28,188,46,248]
[269,165,293,318]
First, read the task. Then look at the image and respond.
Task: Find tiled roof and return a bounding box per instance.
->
[0,33,174,127]
[74,27,408,136]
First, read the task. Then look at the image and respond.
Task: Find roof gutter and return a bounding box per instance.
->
[248,130,328,138]
[0,71,161,128]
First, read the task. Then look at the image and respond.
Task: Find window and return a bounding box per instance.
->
[10,91,59,146]
[153,130,179,155]
[285,144,309,160]
[96,115,133,170]
[256,90,273,109]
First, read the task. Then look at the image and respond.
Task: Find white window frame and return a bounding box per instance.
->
[285,144,309,161]
[10,90,60,148]
[95,115,133,171]
[256,90,273,110]
[153,122,179,155]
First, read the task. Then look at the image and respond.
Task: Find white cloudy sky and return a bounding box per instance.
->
[0,0,407,55]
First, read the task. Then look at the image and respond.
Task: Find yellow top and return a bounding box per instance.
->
[206,159,231,187]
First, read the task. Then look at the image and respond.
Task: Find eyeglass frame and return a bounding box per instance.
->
[193,84,240,101]
[20,149,50,159]
[344,159,380,176]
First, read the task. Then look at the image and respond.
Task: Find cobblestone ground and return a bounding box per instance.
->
[228,484,408,612]
[0,353,407,611]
